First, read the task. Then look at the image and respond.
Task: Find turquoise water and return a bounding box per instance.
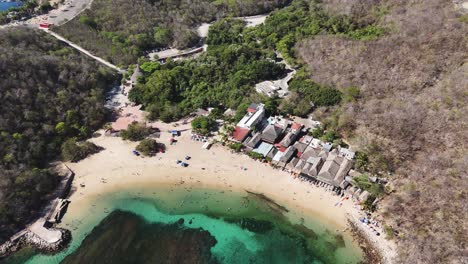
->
[3,187,363,264]
[0,2,22,12]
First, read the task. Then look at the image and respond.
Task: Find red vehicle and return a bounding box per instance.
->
[39,23,52,29]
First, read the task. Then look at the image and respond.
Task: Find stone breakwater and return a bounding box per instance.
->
[0,228,71,259]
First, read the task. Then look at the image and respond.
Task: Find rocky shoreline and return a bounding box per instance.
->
[348,219,386,264]
[0,227,71,259]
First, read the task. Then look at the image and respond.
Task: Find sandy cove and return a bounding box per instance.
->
[66,131,351,226]
[62,127,397,263]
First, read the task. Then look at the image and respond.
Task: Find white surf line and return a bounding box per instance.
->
[44,29,124,73]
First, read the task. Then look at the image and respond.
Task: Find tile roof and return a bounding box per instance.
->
[261,124,283,143]
[232,126,250,142]
[291,122,302,131]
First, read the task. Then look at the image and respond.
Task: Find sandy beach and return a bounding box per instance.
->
[59,124,396,263]
[65,130,349,225]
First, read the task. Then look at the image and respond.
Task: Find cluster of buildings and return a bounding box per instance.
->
[231,103,363,195]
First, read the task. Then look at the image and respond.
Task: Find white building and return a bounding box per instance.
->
[338,147,356,160]
[310,138,322,149]
[236,103,265,129]
[267,115,290,129]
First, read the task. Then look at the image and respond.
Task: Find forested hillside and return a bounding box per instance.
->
[0,28,118,243]
[53,0,291,65]
[295,0,467,263]
[129,0,381,122]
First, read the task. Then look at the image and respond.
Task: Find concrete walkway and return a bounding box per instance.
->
[43,29,124,73]
[29,219,62,244]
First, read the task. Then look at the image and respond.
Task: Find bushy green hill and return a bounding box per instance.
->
[0,28,118,242]
[53,0,291,66]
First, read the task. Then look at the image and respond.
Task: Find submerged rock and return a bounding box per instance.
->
[61,210,218,264]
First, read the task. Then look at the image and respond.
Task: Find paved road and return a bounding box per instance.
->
[29,0,93,26]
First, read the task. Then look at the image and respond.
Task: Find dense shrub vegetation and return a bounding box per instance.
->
[129,4,378,122]
[120,122,153,141]
[191,116,217,135]
[253,0,385,64]
[248,0,385,116]
[0,28,117,242]
[280,71,342,116]
[129,19,287,122]
[135,139,165,156]
[53,0,291,65]
[61,139,103,162]
[297,0,468,262]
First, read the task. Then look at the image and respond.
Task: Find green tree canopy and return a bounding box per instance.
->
[120,122,153,141]
[136,138,165,156]
[191,116,217,135]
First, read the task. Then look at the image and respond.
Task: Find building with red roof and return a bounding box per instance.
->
[231,126,250,142]
[291,122,303,134]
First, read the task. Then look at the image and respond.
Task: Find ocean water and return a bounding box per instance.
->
[3,187,363,264]
[0,2,22,12]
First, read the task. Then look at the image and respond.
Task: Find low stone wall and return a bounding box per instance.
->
[0,228,71,259]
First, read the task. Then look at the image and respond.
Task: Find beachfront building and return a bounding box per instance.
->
[279,131,297,148]
[338,146,356,160]
[293,159,305,175]
[271,150,284,166]
[237,103,265,129]
[244,132,262,150]
[299,135,314,145]
[316,149,353,187]
[277,146,297,168]
[293,141,308,158]
[231,126,250,143]
[261,124,284,144]
[266,147,278,159]
[322,142,333,152]
[310,138,322,149]
[230,103,265,143]
[291,122,303,134]
[267,115,290,128]
[285,157,299,172]
[253,142,275,157]
[301,146,327,161]
[305,157,323,177]
[278,122,301,148]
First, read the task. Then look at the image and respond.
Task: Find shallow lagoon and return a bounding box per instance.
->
[3,186,363,264]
